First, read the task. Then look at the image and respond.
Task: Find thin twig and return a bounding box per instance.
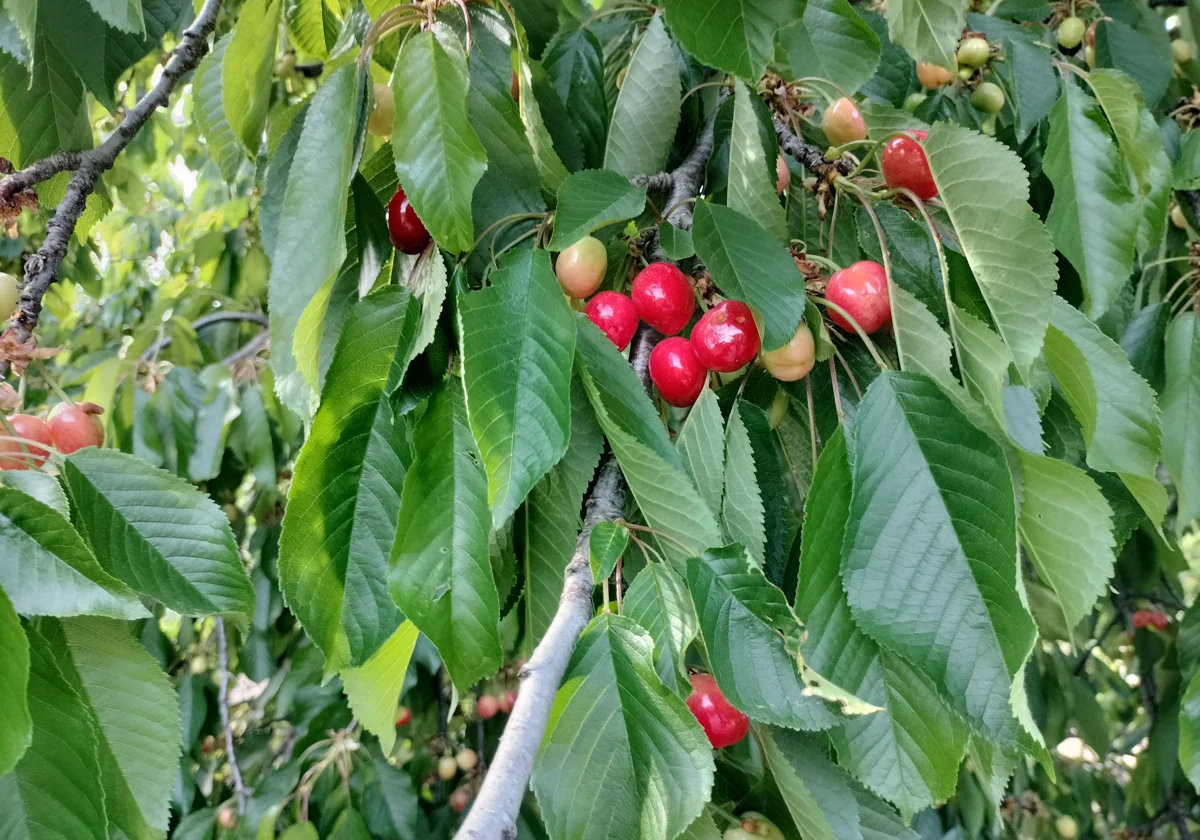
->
[214,617,250,814]
[1,0,225,378]
[139,311,269,362]
[0,153,84,203]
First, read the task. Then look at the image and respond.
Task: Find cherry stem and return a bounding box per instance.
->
[33,360,74,407]
[793,77,854,106]
[657,196,697,226]
[833,347,864,399]
[805,375,819,465]
[797,251,841,274]
[828,357,845,423]
[682,79,731,104]
[619,520,694,553]
[462,212,548,263]
[1164,271,1198,303]
[490,227,538,266]
[810,296,890,371]
[824,138,876,160]
[826,191,841,260]
[614,559,624,613]
[1144,255,1198,271]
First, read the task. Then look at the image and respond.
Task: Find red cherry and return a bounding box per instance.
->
[1132,610,1153,630]
[881,130,936,201]
[1151,612,1170,631]
[632,262,694,336]
[585,291,639,351]
[387,187,431,254]
[505,689,517,709]
[449,787,472,813]
[0,414,53,470]
[649,337,707,407]
[690,300,761,373]
[394,705,412,726]
[686,673,748,749]
[48,402,104,455]
[826,261,891,334]
[477,695,500,719]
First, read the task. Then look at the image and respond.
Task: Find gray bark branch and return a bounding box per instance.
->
[774,117,855,177]
[1,0,224,377]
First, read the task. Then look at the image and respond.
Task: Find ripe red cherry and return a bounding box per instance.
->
[686,673,748,749]
[690,300,761,373]
[1132,610,1153,630]
[632,262,694,336]
[387,187,431,254]
[649,337,707,407]
[477,695,500,719]
[826,261,891,334]
[48,402,104,454]
[504,689,517,710]
[881,130,936,201]
[394,705,412,726]
[0,414,53,470]
[1151,611,1170,631]
[449,787,472,813]
[585,291,638,351]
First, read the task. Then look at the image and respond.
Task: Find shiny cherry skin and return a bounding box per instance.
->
[775,154,789,195]
[1151,611,1170,631]
[649,338,707,407]
[585,291,638,351]
[686,673,748,749]
[555,236,607,298]
[394,705,411,726]
[477,694,500,719]
[1132,610,1153,630]
[48,402,104,454]
[826,261,891,334]
[0,414,53,470]
[762,322,816,381]
[691,300,761,373]
[632,262,694,335]
[881,129,937,201]
[822,97,867,146]
[387,187,431,254]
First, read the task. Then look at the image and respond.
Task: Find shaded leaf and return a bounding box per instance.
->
[589,522,629,582]
[543,28,608,169]
[676,388,726,517]
[0,587,30,775]
[663,0,805,80]
[884,0,966,69]
[603,14,681,178]
[549,170,647,250]
[773,0,881,94]
[193,34,247,185]
[1163,312,1200,534]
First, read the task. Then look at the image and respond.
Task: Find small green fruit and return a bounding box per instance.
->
[1174,39,1193,63]
[1084,45,1095,67]
[0,272,17,321]
[957,66,975,81]
[971,82,1006,114]
[957,36,990,68]
[1055,815,1078,839]
[903,92,927,113]
[1058,16,1085,49]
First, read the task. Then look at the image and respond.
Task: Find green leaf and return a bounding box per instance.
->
[279,288,420,670]
[883,0,966,69]
[341,621,418,756]
[623,562,697,693]
[49,617,179,840]
[532,612,714,840]
[857,203,945,322]
[663,0,805,81]
[1043,296,1165,523]
[389,380,500,691]
[0,471,69,516]
[543,28,608,169]
[1016,450,1115,633]
[192,34,246,185]
[460,249,577,527]
[510,21,570,192]
[62,449,255,621]
[923,123,1057,377]
[692,201,807,352]
[0,487,148,620]
[1164,313,1200,534]
[603,13,681,179]
[688,545,839,730]
[1094,17,1172,110]
[574,316,679,467]
[589,522,629,582]
[1183,668,1200,792]
[328,809,372,840]
[86,0,143,33]
[795,430,967,818]
[843,372,1035,740]
[222,0,281,155]
[1087,69,1152,195]
[286,0,330,59]
[279,822,319,840]
[524,375,605,649]
[722,403,766,566]
[773,0,881,94]
[392,29,487,253]
[727,80,788,241]
[0,621,107,840]
[859,101,927,139]
[548,170,647,250]
[953,303,1011,427]
[992,37,1056,144]
[658,221,695,260]
[1043,83,1137,320]
[675,387,726,515]
[268,65,362,418]
[0,588,30,775]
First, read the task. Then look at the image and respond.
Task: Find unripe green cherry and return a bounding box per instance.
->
[957,66,974,81]
[1172,204,1188,229]
[0,272,17,320]
[1055,815,1078,839]
[554,236,607,299]
[903,92,927,113]
[368,83,394,138]
[971,82,1005,114]
[1057,16,1085,49]
[1084,45,1095,67]
[1174,39,1193,63]
[957,36,990,68]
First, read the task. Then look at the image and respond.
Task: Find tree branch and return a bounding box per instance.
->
[1,0,224,378]
[774,117,855,179]
[215,617,250,814]
[139,311,269,362]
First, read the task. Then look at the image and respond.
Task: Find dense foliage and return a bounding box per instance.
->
[2,0,1200,838]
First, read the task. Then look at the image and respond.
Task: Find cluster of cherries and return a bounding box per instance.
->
[1131,609,1170,632]
[0,403,105,470]
[820,95,938,202]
